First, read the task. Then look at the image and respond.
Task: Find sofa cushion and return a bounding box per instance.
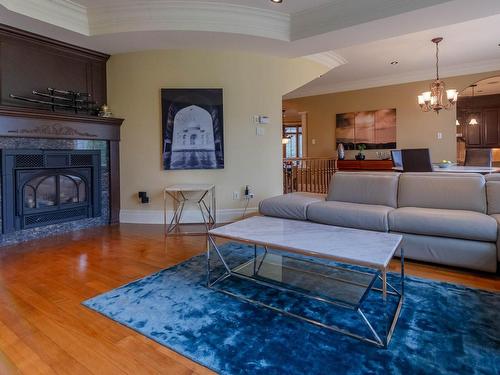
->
[388,207,497,242]
[391,232,497,272]
[398,173,487,213]
[307,201,393,232]
[486,181,500,214]
[259,192,325,221]
[326,172,400,208]
[486,173,500,182]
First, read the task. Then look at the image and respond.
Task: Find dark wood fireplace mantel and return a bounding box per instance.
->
[0,106,123,140]
[0,106,124,224]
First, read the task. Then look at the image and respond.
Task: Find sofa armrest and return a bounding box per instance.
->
[259,192,325,221]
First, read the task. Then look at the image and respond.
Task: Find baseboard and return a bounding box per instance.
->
[119,208,259,224]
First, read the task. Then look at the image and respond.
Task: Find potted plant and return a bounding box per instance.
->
[355,144,366,160]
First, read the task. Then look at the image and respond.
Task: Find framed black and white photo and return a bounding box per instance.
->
[162,89,224,170]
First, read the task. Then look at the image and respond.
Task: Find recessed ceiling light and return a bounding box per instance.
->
[390,61,399,65]
[270,0,283,3]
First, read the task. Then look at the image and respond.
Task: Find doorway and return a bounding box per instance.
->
[456,76,500,165]
[282,110,307,159]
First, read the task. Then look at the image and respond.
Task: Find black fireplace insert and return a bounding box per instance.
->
[1,149,101,233]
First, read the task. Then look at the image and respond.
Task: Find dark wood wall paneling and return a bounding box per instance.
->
[0,24,108,108]
[457,94,500,148]
[0,25,123,224]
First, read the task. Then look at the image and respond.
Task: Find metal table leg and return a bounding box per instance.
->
[207,239,405,348]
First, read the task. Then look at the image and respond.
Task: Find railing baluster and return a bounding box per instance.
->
[282,157,336,194]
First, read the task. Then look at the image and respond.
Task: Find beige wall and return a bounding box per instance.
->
[284,70,500,162]
[107,50,326,220]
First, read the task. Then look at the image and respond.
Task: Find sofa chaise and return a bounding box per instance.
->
[259,172,500,273]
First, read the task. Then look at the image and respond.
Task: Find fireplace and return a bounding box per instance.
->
[1,149,101,233]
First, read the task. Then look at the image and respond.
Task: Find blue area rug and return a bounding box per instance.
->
[83,243,500,375]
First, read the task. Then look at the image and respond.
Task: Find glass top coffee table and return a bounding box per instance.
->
[207,216,404,348]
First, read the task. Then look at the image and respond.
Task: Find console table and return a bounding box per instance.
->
[163,184,216,236]
[337,160,394,171]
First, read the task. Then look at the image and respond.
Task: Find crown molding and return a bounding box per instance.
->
[290,0,451,41]
[285,58,500,99]
[0,0,88,35]
[0,0,290,41]
[305,51,347,69]
[88,1,290,41]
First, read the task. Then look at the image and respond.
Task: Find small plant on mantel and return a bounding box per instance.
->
[355,144,366,160]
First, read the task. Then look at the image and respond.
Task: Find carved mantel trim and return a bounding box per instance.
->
[8,124,98,138]
[0,106,123,141]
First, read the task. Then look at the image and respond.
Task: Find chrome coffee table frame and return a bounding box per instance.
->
[207,231,404,348]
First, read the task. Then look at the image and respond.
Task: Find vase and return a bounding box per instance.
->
[337,143,345,160]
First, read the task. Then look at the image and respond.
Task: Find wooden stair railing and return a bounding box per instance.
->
[283,157,336,194]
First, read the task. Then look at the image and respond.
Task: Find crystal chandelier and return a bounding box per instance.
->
[418,37,457,114]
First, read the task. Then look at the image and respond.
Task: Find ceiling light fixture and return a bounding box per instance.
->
[418,37,457,114]
[270,0,283,3]
[390,61,399,65]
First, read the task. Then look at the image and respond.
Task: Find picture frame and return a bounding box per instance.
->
[162,89,224,170]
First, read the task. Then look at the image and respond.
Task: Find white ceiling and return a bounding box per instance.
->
[73,0,335,14]
[460,76,500,97]
[286,13,500,98]
[1,0,500,97]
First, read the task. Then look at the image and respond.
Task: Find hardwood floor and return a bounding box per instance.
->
[0,224,498,374]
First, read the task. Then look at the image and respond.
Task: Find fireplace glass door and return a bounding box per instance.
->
[23,174,87,210]
[59,175,86,205]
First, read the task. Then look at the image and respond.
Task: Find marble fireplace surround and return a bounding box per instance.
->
[0,106,123,246]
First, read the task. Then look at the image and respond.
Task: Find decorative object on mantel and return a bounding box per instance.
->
[98,104,113,118]
[418,38,458,114]
[9,88,99,115]
[355,144,366,160]
[337,142,345,160]
[336,109,396,150]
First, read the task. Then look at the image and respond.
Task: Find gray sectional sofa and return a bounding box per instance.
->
[259,172,500,273]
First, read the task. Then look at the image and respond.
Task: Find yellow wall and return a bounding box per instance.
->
[107,50,326,220]
[284,70,500,162]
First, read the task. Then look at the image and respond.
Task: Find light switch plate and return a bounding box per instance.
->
[437,132,443,140]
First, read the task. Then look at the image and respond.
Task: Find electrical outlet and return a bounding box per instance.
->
[232,191,240,200]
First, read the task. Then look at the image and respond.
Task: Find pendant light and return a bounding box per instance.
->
[418,37,457,114]
[468,84,478,125]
